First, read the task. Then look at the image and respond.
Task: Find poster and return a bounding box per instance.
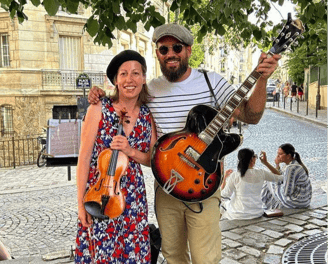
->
[47,119,82,158]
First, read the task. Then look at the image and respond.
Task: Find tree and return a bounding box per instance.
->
[285,3,327,84]
[0,0,326,50]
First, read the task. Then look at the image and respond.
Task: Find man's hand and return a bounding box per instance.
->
[88,86,106,104]
[256,52,281,80]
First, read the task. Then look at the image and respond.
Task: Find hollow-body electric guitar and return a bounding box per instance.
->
[151,14,305,202]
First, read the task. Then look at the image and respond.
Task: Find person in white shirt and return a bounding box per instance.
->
[220,148,283,220]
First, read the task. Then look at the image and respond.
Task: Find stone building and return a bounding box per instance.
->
[0,2,169,139]
[203,36,253,87]
[0,1,255,142]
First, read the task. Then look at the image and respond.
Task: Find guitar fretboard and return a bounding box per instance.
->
[203,69,262,139]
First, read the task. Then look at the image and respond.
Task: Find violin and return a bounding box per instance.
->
[83,109,129,219]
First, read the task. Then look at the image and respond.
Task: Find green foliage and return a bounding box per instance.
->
[285,6,327,84]
[189,42,204,68]
[0,0,326,54]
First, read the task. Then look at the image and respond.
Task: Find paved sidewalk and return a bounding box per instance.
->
[267,99,327,127]
[0,165,326,264]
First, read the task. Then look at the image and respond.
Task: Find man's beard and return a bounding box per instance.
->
[160,57,188,82]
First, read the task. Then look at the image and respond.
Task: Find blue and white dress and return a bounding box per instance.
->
[75,98,152,264]
[261,160,312,209]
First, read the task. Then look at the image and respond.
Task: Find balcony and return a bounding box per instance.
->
[41,69,106,90]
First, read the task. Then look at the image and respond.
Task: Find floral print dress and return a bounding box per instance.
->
[75,98,152,264]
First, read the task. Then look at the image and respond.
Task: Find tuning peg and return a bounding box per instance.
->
[285,25,289,29]
[285,32,291,38]
[295,32,300,36]
[300,35,305,39]
[293,41,299,46]
[283,44,288,49]
[275,39,279,43]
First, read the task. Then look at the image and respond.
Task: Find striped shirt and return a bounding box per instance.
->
[148,68,236,137]
[261,160,312,209]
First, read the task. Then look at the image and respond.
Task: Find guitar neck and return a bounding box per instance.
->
[199,67,263,144]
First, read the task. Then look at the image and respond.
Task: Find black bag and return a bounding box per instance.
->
[149,223,161,264]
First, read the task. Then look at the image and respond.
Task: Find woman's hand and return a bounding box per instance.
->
[224,169,233,178]
[259,151,267,164]
[111,135,134,157]
[274,156,282,167]
[78,204,93,228]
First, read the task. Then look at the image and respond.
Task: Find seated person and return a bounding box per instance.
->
[220,148,283,220]
[260,143,312,209]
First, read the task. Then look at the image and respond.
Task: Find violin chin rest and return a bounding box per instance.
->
[84,201,109,220]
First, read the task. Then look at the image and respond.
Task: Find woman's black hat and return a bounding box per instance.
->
[106,50,147,85]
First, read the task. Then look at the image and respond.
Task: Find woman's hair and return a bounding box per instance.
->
[111,64,151,105]
[237,148,255,177]
[280,143,309,175]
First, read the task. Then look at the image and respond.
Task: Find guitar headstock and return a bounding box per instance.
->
[269,13,305,55]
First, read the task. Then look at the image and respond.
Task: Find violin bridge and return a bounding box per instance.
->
[163,170,184,194]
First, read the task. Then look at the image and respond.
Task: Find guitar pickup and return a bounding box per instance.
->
[185,146,201,161]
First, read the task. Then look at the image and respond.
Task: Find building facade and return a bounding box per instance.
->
[203,35,253,87]
[0,1,255,141]
[0,2,169,139]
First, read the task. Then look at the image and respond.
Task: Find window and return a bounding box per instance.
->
[0,105,14,137]
[0,34,10,67]
[221,62,225,72]
[59,36,82,70]
[220,47,225,57]
[53,105,78,119]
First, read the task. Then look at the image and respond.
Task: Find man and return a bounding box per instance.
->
[88,23,280,263]
[291,82,298,102]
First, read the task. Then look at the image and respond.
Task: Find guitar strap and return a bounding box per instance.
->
[198,69,220,109]
[179,69,220,214]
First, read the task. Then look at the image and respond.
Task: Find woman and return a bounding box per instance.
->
[298,84,304,101]
[283,81,290,98]
[220,148,283,220]
[261,143,312,209]
[75,50,157,263]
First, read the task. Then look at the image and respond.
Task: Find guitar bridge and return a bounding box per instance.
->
[163,170,184,194]
[178,152,200,170]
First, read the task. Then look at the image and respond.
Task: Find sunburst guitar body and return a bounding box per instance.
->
[151,105,242,202]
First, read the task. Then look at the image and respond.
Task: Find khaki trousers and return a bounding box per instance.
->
[155,184,221,264]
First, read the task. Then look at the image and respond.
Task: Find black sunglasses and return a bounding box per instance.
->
[157,44,184,55]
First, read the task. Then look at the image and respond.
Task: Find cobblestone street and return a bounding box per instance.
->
[0,107,327,263]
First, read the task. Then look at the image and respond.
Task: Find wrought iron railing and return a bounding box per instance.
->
[41,69,106,90]
[0,137,39,168]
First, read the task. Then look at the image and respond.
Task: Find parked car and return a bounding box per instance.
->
[266,84,276,101]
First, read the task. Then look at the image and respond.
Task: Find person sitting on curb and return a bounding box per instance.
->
[260,143,312,209]
[220,148,283,220]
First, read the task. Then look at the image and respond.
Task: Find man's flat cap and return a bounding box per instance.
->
[152,24,194,46]
[106,50,147,85]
